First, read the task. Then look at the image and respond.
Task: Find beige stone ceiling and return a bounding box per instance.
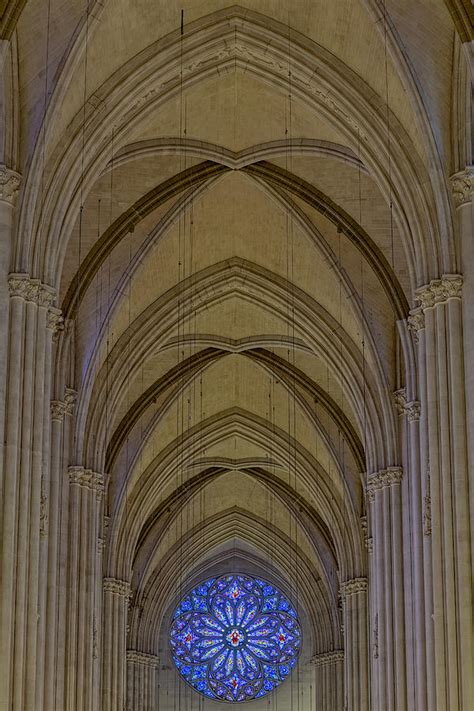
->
[5,0,468,671]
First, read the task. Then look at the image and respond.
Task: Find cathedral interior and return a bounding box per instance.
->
[0,1,473,709]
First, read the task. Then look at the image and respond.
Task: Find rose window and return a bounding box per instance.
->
[169,574,302,702]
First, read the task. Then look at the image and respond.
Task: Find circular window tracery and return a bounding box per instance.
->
[169,574,302,703]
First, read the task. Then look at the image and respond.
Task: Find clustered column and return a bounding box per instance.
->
[393,387,429,711]
[411,275,473,710]
[311,650,344,710]
[42,389,77,711]
[65,466,104,711]
[339,578,369,711]
[126,651,160,711]
[0,274,59,710]
[367,467,406,711]
[102,578,132,711]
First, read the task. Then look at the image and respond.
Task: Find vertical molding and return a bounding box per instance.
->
[339,578,368,711]
[415,274,473,710]
[367,468,407,711]
[65,466,104,711]
[126,651,159,711]
[0,275,56,711]
[102,578,132,711]
[310,651,344,711]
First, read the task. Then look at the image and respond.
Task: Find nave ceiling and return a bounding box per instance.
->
[0,1,472,704]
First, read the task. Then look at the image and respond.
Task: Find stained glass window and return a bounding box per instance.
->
[169,573,302,702]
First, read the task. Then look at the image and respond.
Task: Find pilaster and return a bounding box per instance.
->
[415,272,473,710]
[126,650,159,711]
[0,273,57,710]
[102,578,132,711]
[65,466,104,711]
[339,578,369,711]
[367,467,406,711]
[310,651,344,710]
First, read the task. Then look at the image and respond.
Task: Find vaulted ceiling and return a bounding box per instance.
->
[4,0,471,671]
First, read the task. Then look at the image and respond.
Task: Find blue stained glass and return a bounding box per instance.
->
[170,574,301,703]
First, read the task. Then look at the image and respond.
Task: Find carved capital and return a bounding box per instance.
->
[0,165,21,206]
[366,467,404,497]
[310,650,344,667]
[69,466,104,500]
[407,308,425,342]
[450,167,474,207]
[50,400,66,422]
[339,577,368,599]
[103,577,132,598]
[416,275,463,310]
[406,401,421,422]
[8,274,37,301]
[126,650,160,668]
[393,388,407,416]
[64,387,77,415]
[46,307,63,334]
[393,389,420,421]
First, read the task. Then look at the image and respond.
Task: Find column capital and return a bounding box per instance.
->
[366,467,403,500]
[339,577,368,599]
[310,650,344,667]
[0,165,21,206]
[50,400,66,422]
[415,274,463,309]
[407,307,425,342]
[126,650,159,667]
[103,577,132,599]
[69,466,105,500]
[8,273,56,306]
[406,401,421,422]
[392,389,420,421]
[51,388,76,421]
[450,166,474,207]
[393,388,407,415]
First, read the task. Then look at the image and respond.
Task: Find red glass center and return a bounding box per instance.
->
[227,628,244,647]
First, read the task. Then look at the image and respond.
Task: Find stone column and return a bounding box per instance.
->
[311,650,344,710]
[367,468,407,711]
[126,651,159,711]
[102,578,132,711]
[414,275,473,710]
[0,166,20,465]
[65,466,104,711]
[0,275,58,711]
[451,169,474,574]
[41,389,76,711]
[393,388,427,711]
[339,578,369,711]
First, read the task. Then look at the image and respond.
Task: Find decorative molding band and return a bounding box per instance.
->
[339,577,368,599]
[103,577,132,598]
[423,468,432,537]
[126,650,159,668]
[68,466,104,500]
[450,167,474,207]
[310,650,344,667]
[0,165,21,206]
[416,275,463,310]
